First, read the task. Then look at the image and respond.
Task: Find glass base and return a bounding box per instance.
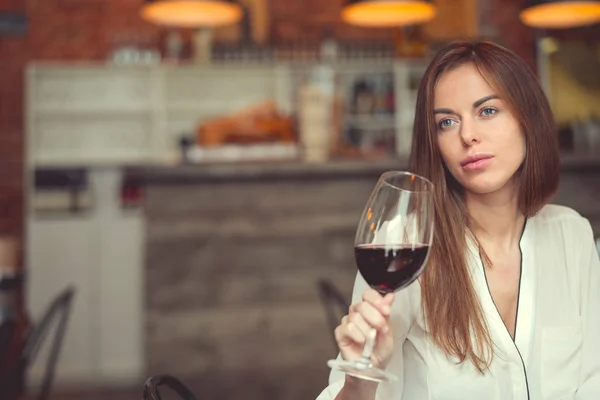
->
[327,359,399,383]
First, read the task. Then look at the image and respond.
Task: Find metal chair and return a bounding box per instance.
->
[142,374,197,400]
[0,285,76,400]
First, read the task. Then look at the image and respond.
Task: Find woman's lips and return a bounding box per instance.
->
[461,156,493,171]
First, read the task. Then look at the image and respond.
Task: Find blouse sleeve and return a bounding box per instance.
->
[315,271,414,400]
[575,218,600,398]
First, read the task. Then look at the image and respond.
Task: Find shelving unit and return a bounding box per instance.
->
[26,60,428,168]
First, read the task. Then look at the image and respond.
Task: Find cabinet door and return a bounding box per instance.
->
[97,214,145,383]
[26,217,97,384]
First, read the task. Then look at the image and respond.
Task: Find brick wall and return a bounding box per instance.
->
[0,1,26,239]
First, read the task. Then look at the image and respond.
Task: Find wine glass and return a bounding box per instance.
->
[327,171,434,382]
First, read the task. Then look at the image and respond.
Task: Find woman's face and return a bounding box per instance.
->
[434,63,526,196]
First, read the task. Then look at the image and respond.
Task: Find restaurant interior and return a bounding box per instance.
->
[0,0,599,399]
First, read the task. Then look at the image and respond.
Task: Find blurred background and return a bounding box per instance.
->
[0,0,599,399]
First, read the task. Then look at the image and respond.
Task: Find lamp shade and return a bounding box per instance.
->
[140,0,243,28]
[520,0,600,29]
[341,0,436,27]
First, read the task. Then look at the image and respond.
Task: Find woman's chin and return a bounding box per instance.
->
[461,178,514,196]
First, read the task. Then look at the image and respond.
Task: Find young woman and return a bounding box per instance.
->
[317,40,600,399]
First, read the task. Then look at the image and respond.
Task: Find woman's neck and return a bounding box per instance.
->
[465,183,525,250]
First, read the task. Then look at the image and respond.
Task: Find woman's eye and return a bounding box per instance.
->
[438,118,456,129]
[481,107,497,117]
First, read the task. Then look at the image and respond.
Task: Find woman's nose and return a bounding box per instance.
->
[459,119,480,146]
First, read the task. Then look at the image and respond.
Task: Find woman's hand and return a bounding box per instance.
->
[334,288,396,370]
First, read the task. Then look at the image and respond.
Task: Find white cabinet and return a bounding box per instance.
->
[26,65,160,167]
[26,169,145,387]
[26,61,427,167]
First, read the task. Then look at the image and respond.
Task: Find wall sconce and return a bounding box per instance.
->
[140,0,243,28]
[520,0,600,29]
[341,0,436,27]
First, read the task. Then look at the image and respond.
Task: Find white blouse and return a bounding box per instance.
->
[316,204,600,400]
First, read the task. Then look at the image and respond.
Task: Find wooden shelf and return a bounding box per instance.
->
[26,60,428,168]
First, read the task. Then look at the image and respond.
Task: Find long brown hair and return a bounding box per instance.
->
[409,40,560,371]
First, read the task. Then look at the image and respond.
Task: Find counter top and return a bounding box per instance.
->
[126,153,600,185]
[127,157,407,184]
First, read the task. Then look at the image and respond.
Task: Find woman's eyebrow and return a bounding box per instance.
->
[433,94,499,115]
[433,107,453,115]
[473,94,499,108]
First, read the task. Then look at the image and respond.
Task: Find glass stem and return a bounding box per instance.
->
[357,328,377,367]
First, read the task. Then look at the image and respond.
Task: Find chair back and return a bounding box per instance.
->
[0,285,76,400]
[142,374,197,400]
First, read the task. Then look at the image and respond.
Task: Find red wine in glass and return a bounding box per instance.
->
[327,171,434,382]
[355,244,430,294]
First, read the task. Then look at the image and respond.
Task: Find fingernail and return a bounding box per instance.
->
[383,325,389,334]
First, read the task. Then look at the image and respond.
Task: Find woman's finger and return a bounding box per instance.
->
[347,310,371,337]
[355,301,388,332]
[335,320,366,345]
[362,289,392,316]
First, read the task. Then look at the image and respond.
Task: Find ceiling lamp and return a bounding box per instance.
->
[520,1,600,29]
[341,0,436,27]
[140,0,243,28]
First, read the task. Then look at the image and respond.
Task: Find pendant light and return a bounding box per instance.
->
[140,0,243,28]
[520,0,600,29]
[341,0,436,27]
